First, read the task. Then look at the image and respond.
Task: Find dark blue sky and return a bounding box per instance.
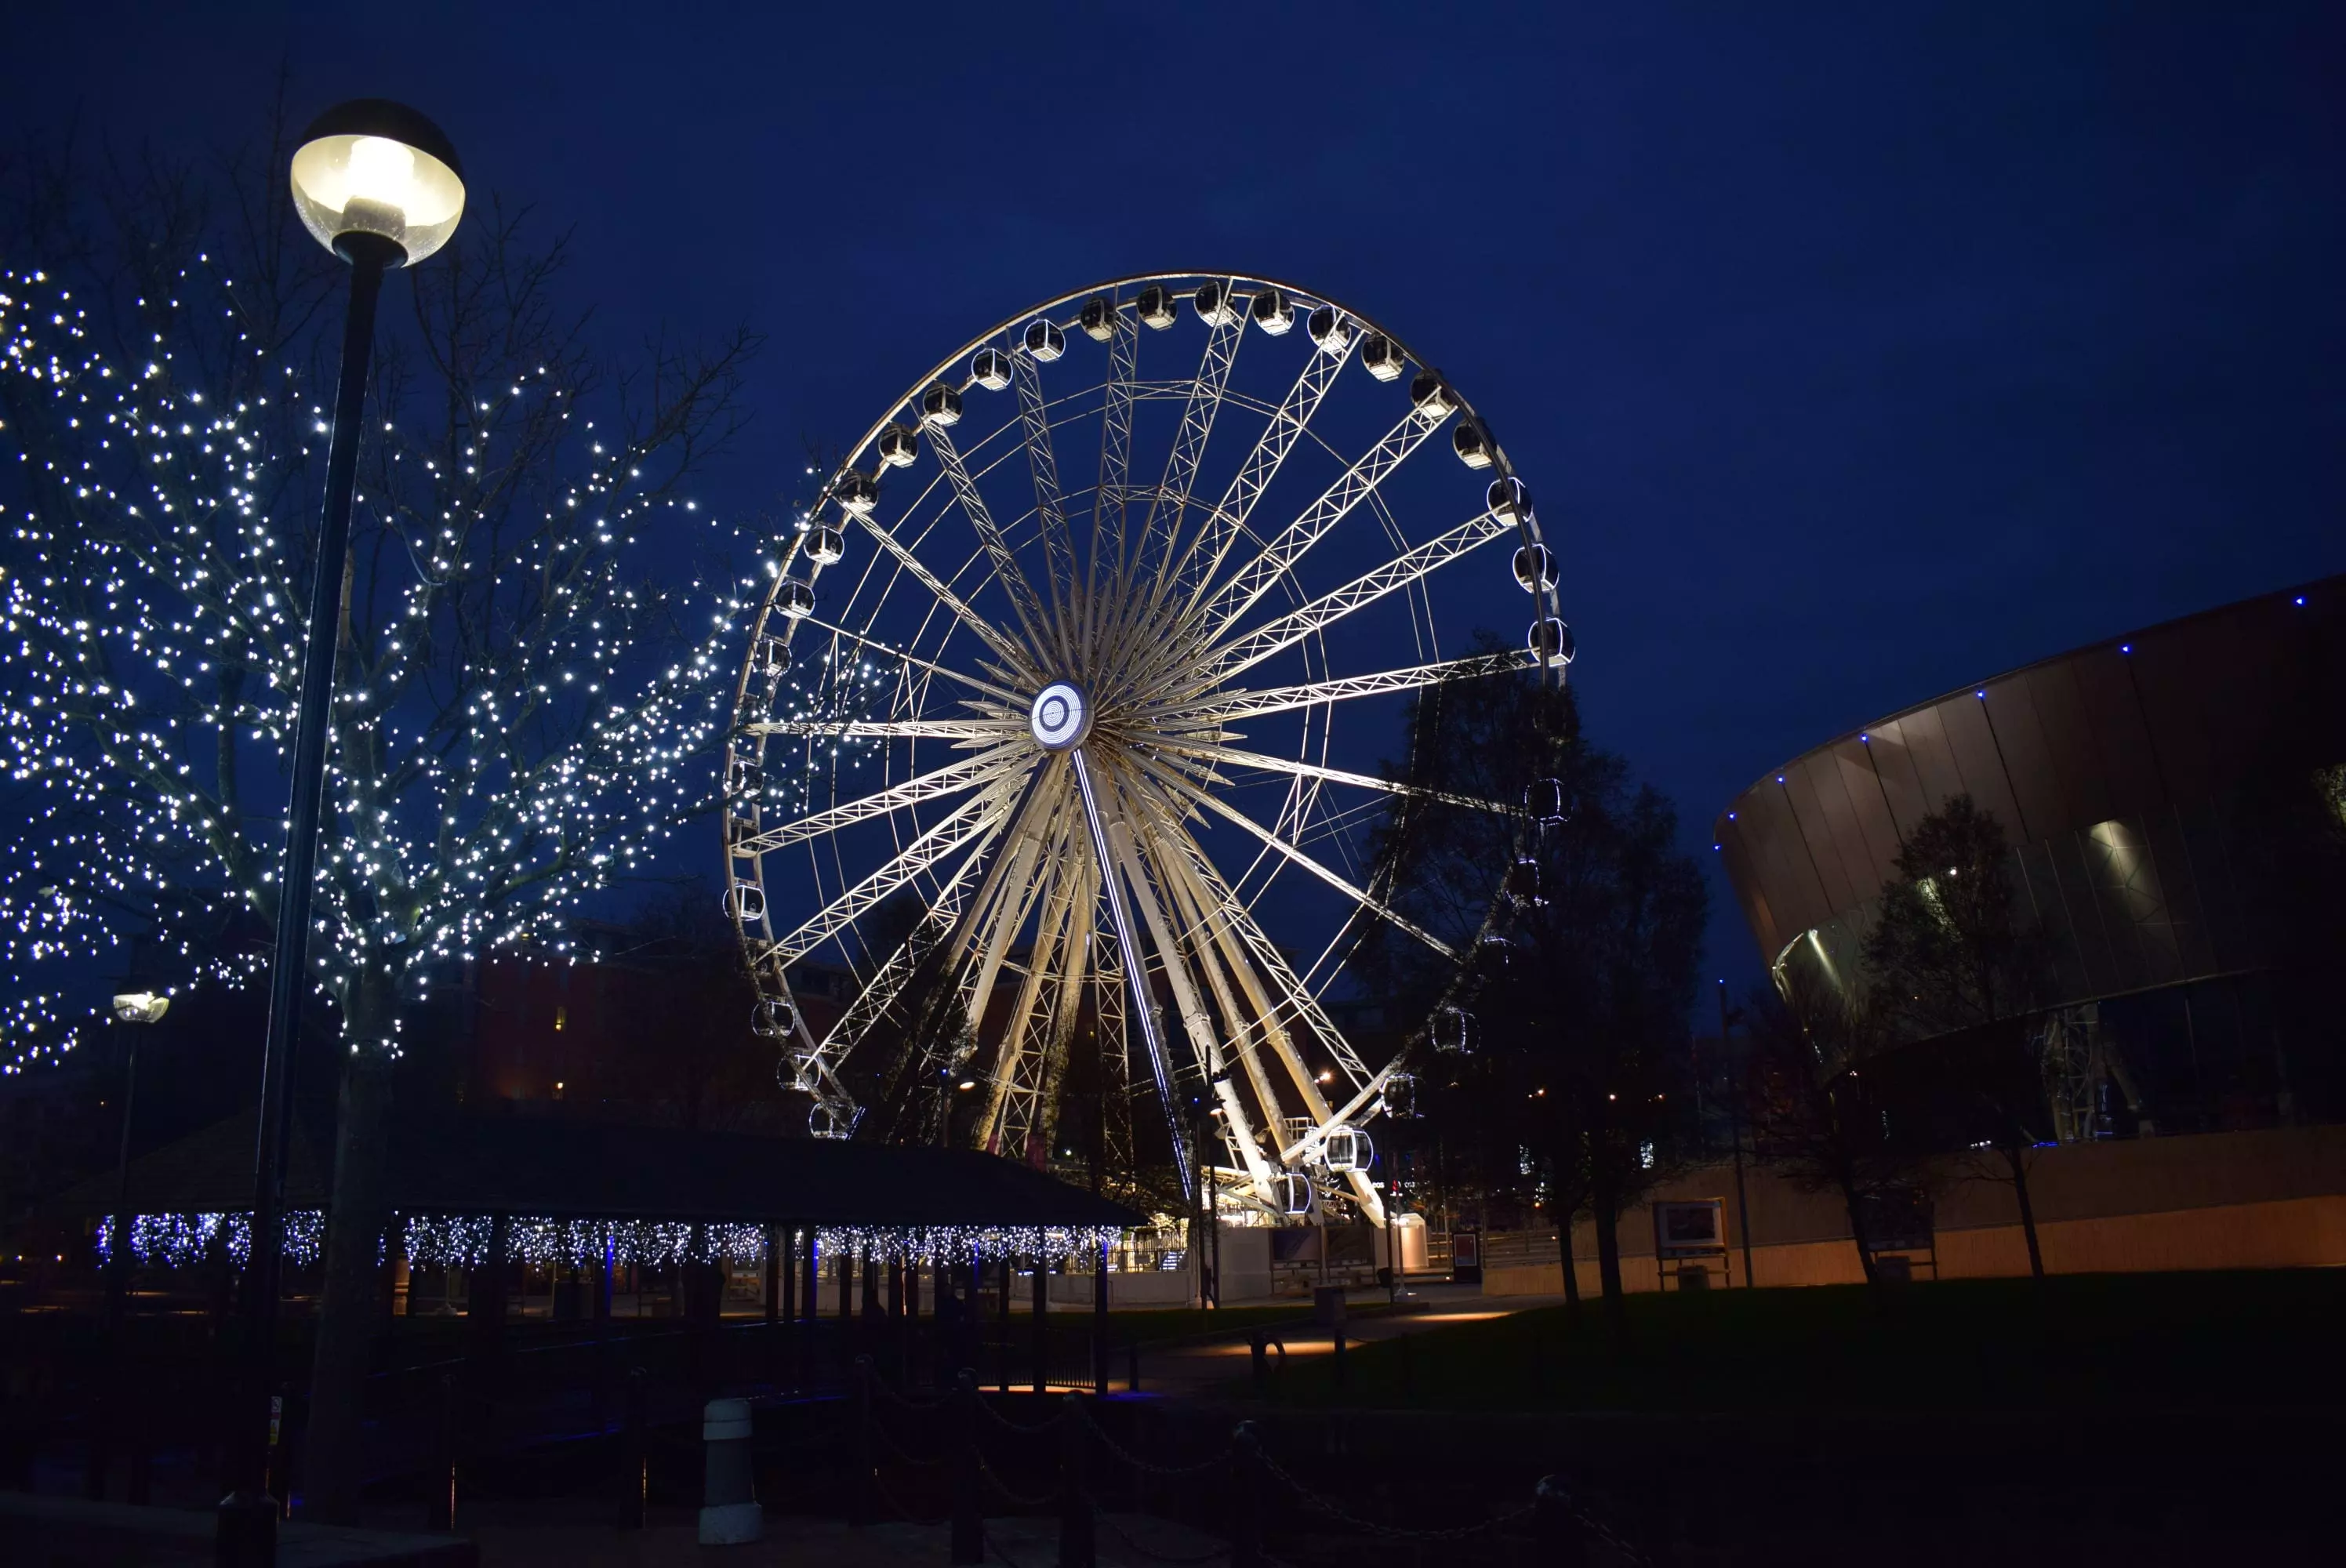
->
[12,2,2343,995]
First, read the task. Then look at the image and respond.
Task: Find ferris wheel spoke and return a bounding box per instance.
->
[771,788,1012,964]
[1202,508,1512,688]
[748,717,1018,742]
[953,764,1073,1023]
[1072,748,1197,1194]
[1169,835,1385,1149]
[1124,281,1246,634]
[1157,648,1534,726]
[1004,862,1095,1160]
[1165,325,1359,626]
[795,613,1026,705]
[1131,809,1298,1196]
[732,753,1015,855]
[1011,347,1080,661]
[1150,739,1515,815]
[850,512,1037,677]
[924,419,1056,662]
[1126,748,1458,960]
[796,812,1004,1122]
[978,847,1084,1156]
[1085,297,1138,662]
[1197,405,1447,639]
[1128,766,1373,1089]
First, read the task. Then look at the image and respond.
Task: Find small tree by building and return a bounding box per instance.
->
[1862,795,2052,1279]
[1741,971,1923,1290]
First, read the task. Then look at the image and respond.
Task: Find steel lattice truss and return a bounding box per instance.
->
[724,274,1570,1222]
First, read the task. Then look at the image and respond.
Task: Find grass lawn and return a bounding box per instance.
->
[1266,1269,2346,1413]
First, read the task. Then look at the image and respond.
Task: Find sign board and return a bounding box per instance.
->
[1451,1227,1482,1283]
[1856,1189,1934,1255]
[1652,1199,1729,1260]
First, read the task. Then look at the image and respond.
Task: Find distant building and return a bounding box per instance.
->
[1716,575,2345,1136]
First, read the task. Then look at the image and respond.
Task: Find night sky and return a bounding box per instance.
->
[9,2,2342,997]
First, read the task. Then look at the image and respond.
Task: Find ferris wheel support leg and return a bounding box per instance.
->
[1071,747,1192,1198]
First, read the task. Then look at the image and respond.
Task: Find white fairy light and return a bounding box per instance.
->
[0,256,755,1073]
[96,1211,1121,1271]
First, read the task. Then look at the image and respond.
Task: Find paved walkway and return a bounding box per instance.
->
[460,1507,1222,1567]
[1135,1283,1559,1397]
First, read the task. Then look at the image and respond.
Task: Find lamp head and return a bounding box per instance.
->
[289,99,465,266]
[112,992,169,1025]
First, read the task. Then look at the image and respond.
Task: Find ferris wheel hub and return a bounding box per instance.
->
[1029,680,1092,751]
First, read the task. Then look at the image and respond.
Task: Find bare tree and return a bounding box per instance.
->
[0,103,755,1519]
[1742,971,1922,1290]
[1364,644,1705,1343]
[1861,794,2051,1279]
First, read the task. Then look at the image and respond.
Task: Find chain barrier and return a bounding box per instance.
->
[974,1395,1062,1436]
[976,1450,1061,1511]
[869,1413,950,1471]
[1566,1494,1651,1566]
[1075,1406,1233,1479]
[1088,1496,1232,1564]
[1258,1449,1538,1542]
[871,1465,949,1528]
[871,1378,956,1412]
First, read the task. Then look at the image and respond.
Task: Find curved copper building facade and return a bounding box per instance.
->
[1716,575,2346,1132]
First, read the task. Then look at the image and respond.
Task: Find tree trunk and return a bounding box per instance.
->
[1825,1081,1879,1290]
[1554,1213,1582,1326]
[1589,1141,1628,1348]
[2006,1144,2046,1280]
[300,992,398,1525]
[1836,1165,1879,1289]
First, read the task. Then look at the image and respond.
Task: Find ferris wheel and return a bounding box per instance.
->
[724,273,1570,1224]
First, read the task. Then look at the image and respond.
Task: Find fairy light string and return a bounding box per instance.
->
[0,245,780,1073]
[95,1212,1123,1271]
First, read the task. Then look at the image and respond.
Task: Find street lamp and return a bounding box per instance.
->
[87,978,170,1501]
[218,99,463,1566]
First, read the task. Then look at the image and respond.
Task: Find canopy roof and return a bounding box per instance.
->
[53,1110,1140,1229]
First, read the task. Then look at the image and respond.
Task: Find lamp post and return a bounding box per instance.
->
[87,984,169,1501]
[216,100,464,1566]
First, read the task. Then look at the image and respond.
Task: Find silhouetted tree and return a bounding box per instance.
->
[1742,971,1921,1290]
[1862,795,2050,1279]
[1364,642,1705,1341]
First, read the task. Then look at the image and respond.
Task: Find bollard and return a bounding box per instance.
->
[1331,1327,1346,1390]
[617,1367,648,1531]
[950,1370,982,1566]
[1250,1330,1266,1392]
[1128,1338,1141,1395]
[698,1397,763,1544]
[1229,1421,1265,1568]
[1534,1475,1590,1568]
[1059,1394,1095,1568]
[427,1374,456,1531]
[849,1354,876,1526]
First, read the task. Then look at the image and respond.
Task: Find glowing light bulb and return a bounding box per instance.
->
[345,137,417,209]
